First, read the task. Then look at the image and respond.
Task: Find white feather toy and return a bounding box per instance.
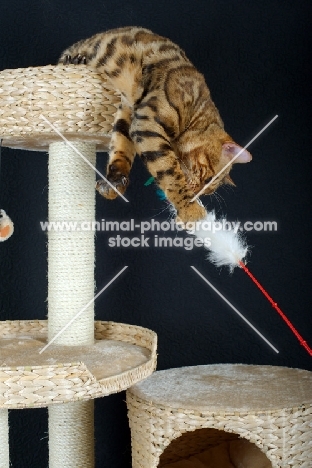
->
[165,194,248,271]
[185,210,248,271]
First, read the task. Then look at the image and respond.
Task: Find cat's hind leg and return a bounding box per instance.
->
[96,102,136,199]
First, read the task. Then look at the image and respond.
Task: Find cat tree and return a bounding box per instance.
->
[0,65,157,467]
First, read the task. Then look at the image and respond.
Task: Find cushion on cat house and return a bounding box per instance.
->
[126,364,312,468]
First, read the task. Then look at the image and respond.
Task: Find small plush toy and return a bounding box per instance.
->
[0,141,14,242]
[0,210,14,242]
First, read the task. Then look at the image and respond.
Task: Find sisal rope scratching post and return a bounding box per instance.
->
[48,141,96,346]
[48,141,96,467]
[49,400,94,467]
[0,409,9,467]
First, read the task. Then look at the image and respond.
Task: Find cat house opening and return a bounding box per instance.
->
[158,427,272,468]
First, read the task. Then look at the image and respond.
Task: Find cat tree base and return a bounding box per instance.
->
[0,320,157,409]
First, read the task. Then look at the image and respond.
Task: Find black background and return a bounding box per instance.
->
[0,1,311,466]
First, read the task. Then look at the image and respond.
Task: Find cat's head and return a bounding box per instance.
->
[178,125,252,196]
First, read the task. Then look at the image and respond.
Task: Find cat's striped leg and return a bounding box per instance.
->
[132,126,206,223]
[96,103,136,199]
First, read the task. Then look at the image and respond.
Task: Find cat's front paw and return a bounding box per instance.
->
[176,201,206,224]
[96,175,129,200]
[60,54,87,65]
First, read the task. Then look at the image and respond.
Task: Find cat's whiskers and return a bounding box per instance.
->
[151,200,176,220]
[151,205,170,218]
[220,184,235,199]
[226,184,235,194]
[211,191,226,211]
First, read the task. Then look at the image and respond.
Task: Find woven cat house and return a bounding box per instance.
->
[126,364,312,467]
[0,65,157,467]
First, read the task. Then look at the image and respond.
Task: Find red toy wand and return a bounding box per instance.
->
[239,261,312,356]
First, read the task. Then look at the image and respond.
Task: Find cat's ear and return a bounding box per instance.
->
[222,142,252,164]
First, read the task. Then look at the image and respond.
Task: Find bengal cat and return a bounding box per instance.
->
[59,26,252,223]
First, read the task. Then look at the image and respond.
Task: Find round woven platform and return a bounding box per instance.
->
[0,65,120,151]
[126,364,312,467]
[0,320,157,409]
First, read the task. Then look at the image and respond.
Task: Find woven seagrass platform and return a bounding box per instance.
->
[126,364,312,468]
[0,320,157,409]
[0,65,120,151]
